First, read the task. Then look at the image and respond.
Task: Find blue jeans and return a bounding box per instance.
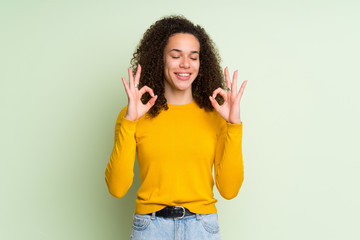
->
[130,212,221,240]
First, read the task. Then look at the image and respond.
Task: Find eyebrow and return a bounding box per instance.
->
[169,49,199,54]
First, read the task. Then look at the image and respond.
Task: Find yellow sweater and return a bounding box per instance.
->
[105,101,244,214]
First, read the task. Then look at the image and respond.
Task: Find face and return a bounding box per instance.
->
[163,33,200,95]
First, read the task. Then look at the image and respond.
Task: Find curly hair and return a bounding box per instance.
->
[130,15,225,118]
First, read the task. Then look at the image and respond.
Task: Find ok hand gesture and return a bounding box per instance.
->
[121,65,158,121]
[209,67,247,124]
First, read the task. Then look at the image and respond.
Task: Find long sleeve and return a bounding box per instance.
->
[105,101,243,214]
[105,107,137,198]
[214,121,244,200]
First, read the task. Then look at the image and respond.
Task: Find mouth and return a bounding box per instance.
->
[175,72,191,80]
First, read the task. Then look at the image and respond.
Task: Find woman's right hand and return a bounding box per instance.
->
[121,64,158,121]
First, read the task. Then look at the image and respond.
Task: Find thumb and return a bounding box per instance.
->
[209,96,220,112]
[145,95,158,109]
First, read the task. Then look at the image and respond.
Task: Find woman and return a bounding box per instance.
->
[105,15,247,240]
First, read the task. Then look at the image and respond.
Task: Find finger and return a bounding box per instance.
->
[209,96,221,112]
[121,77,131,97]
[134,64,141,87]
[231,70,238,96]
[212,87,227,102]
[236,80,247,102]
[139,85,155,98]
[128,68,134,90]
[224,67,231,90]
[145,95,158,109]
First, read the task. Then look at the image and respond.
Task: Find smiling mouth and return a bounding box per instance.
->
[175,73,191,77]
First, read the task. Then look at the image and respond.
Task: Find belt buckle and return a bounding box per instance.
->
[174,206,185,219]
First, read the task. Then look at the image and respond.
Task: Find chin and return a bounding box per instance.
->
[174,82,193,91]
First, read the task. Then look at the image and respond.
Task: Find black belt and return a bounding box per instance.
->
[148,206,195,219]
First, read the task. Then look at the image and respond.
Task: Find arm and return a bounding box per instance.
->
[209,67,247,199]
[214,121,244,200]
[105,107,137,198]
[105,65,157,198]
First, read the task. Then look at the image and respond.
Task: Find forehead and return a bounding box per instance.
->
[165,33,200,52]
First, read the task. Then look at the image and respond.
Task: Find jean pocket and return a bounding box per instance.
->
[200,213,220,234]
[132,214,151,231]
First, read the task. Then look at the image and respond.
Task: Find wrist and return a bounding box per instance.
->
[228,119,242,124]
[124,114,137,121]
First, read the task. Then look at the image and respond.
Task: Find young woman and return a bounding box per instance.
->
[105,15,247,240]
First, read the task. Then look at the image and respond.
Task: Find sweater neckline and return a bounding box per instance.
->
[167,101,197,109]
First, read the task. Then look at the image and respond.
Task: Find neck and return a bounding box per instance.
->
[164,85,193,105]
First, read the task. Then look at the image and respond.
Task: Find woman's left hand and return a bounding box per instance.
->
[209,67,247,124]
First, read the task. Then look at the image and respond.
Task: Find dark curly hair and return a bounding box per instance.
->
[131,15,225,118]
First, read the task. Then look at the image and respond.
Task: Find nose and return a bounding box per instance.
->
[179,58,190,69]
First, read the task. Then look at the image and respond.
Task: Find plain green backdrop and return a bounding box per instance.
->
[1,0,359,239]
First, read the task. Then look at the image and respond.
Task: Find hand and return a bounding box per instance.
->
[121,64,158,121]
[209,67,247,124]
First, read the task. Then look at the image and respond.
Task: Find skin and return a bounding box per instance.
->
[122,65,158,121]
[163,33,200,105]
[209,67,247,124]
[121,33,247,124]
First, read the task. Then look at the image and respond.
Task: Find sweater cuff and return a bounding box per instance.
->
[226,121,243,134]
[120,117,138,133]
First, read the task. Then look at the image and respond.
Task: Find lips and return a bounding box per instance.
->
[175,72,191,80]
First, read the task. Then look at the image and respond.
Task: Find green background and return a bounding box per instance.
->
[1,0,359,239]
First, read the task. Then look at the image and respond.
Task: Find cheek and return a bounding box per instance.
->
[164,59,177,71]
[163,57,170,67]
[194,61,200,73]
